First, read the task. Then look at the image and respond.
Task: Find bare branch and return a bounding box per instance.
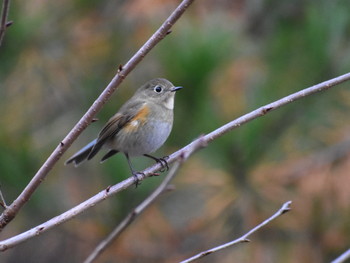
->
[0,138,206,251]
[0,186,7,209]
[200,72,350,145]
[0,71,349,250]
[331,249,350,263]
[180,201,292,263]
[84,137,206,263]
[83,164,180,263]
[0,0,11,47]
[0,0,195,231]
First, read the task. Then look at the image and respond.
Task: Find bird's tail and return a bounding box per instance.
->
[65,139,97,166]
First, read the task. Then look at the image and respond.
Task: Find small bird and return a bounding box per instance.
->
[65,78,183,183]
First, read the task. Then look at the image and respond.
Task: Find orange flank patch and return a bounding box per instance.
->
[124,104,150,132]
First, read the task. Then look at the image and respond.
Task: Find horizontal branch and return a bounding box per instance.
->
[180,201,292,263]
[0,0,195,231]
[0,72,349,251]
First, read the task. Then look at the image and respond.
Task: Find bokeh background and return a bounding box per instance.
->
[1,0,350,262]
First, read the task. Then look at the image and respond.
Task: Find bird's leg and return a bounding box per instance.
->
[143,154,169,172]
[125,153,143,187]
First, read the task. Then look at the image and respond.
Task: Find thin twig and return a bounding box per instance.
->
[0,0,11,47]
[0,186,7,209]
[0,72,349,250]
[180,201,292,263]
[84,164,180,263]
[84,137,206,263]
[0,0,195,231]
[331,248,350,263]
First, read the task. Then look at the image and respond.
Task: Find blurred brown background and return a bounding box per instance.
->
[1,0,350,262]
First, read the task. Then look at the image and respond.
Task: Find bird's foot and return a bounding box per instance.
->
[143,154,169,172]
[132,172,144,188]
[157,156,169,172]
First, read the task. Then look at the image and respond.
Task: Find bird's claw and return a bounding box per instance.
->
[157,156,169,172]
[132,172,144,188]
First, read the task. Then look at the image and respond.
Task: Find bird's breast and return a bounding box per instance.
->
[109,104,174,156]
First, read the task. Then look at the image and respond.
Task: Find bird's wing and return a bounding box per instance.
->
[87,101,147,160]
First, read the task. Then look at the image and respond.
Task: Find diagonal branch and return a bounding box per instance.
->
[180,201,292,263]
[0,0,195,231]
[84,137,207,263]
[331,248,350,263]
[0,72,349,251]
[84,164,180,263]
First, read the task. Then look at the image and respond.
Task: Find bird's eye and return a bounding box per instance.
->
[154,85,163,93]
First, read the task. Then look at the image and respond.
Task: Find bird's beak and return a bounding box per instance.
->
[171,86,183,92]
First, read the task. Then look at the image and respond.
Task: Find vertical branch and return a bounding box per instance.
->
[0,0,11,47]
[0,185,7,209]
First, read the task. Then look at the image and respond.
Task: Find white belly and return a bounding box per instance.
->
[108,120,172,156]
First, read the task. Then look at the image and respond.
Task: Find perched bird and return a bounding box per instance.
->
[65,78,183,183]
